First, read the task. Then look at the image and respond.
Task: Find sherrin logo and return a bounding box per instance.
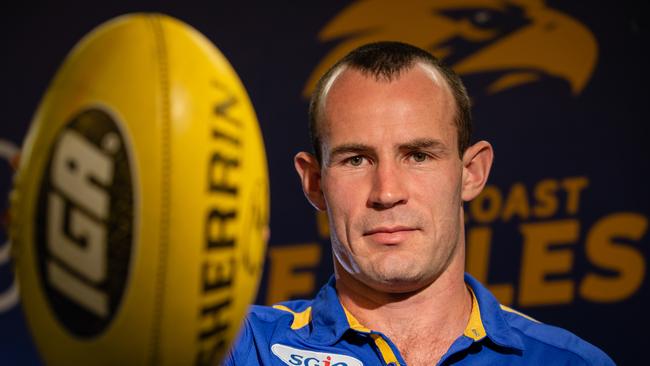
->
[35,106,135,337]
[271,344,363,366]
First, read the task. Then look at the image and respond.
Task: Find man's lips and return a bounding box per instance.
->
[363,226,418,244]
[364,226,416,235]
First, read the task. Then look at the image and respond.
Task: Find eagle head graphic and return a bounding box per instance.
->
[304,0,598,97]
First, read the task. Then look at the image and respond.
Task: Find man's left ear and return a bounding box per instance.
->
[461,140,494,201]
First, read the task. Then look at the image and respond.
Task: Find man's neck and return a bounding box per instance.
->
[335,258,472,365]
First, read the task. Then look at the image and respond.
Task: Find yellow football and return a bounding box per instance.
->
[10,13,268,365]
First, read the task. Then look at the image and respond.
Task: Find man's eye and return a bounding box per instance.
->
[347,156,364,166]
[411,152,429,162]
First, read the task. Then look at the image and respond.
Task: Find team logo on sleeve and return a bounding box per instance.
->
[271,344,363,366]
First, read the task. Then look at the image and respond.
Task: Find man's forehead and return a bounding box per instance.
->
[321,66,455,130]
[321,64,456,131]
[319,66,458,156]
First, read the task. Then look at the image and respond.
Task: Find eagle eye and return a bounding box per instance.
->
[436,6,530,33]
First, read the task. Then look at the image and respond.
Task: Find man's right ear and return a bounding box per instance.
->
[294,151,326,211]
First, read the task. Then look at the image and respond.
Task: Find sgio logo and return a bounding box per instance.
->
[271,344,363,366]
[36,107,135,337]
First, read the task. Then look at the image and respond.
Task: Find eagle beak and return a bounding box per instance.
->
[452,7,598,95]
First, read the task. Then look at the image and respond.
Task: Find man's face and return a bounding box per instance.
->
[318,65,465,293]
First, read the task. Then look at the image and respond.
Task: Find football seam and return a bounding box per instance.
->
[149,14,172,366]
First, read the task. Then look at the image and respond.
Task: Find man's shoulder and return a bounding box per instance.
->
[497,305,615,365]
[466,274,615,364]
[246,300,314,328]
[224,300,316,365]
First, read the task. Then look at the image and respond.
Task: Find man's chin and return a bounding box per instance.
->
[366,271,432,294]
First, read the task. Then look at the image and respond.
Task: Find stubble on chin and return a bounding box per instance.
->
[357,253,431,293]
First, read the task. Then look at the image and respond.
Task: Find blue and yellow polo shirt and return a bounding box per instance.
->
[224,274,614,365]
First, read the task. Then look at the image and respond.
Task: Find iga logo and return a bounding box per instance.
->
[271,344,363,366]
[35,107,136,337]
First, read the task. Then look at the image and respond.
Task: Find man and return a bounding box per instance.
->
[225,42,614,365]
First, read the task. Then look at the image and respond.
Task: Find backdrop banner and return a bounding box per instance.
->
[1,1,647,365]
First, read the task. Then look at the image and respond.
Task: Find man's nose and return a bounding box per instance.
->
[368,161,408,209]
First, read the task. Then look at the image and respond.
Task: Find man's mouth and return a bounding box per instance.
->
[363,226,418,244]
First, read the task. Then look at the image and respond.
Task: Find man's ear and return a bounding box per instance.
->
[294,151,326,210]
[461,141,494,201]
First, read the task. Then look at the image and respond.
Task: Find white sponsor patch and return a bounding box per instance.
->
[271,343,363,366]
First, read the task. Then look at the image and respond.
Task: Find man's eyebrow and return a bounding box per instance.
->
[398,138,448,151]
[329,143,373,158]
[326,139,449,163]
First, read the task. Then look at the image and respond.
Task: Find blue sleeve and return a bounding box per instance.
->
[583,345,617,366]
[221,317,253,365]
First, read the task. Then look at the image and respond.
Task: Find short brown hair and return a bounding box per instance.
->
[308,41,472,162]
